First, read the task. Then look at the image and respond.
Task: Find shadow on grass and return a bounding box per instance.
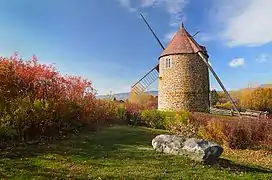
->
[212,158,272,174]
[1,125,159,158]
[0,125,162,178]
[0,125,271,178]
[0,161,71,179]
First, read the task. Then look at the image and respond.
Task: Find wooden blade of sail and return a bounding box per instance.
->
[131,64,159,95]
[198,52,242,118]
[129,14,161,96]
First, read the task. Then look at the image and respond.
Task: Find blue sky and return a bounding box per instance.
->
[0,0,271,95]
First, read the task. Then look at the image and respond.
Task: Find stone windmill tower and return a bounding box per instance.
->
[131,14,241,115]
[158,23,209,112]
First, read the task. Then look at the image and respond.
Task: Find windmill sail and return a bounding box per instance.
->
[129,14,163,95]
[131,64,159,95]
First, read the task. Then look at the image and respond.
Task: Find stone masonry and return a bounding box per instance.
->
[158,53,210,112]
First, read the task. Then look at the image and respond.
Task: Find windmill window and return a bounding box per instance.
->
[165,58,172,68]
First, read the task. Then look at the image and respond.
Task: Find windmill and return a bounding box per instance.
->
[131,14,241,117]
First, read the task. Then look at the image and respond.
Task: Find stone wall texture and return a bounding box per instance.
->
[158,53,210,112]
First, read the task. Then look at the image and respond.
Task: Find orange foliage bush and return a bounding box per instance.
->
[190,112,272,149]
[240,88,272,112]
[128,92,158,109]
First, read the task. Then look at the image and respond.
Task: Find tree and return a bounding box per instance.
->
[249,88,272,112]
[239,89,253,109]
[241,88,272,112]
[210,89,219,106]
[128,91,158,109]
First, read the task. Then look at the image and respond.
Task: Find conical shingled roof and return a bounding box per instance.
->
[160,23,204,58]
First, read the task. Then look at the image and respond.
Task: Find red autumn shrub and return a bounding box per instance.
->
[228,126,251,149]
[0,54,96,102]
[122,101,145,125]
[0,54,122,143]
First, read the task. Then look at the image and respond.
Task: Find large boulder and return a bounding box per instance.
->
[182,138,224,163]
[152,135,223,163]
[152,134,186,155]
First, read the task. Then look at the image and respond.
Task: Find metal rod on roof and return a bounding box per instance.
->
[140,13,165,50]
[192,31,200,37]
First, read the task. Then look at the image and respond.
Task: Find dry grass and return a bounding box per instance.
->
[223,147,272,169]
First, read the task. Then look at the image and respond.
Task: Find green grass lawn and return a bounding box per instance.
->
[0,125,271,179]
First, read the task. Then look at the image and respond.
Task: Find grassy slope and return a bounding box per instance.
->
[0,126,271,180]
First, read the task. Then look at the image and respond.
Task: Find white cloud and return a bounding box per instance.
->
[141,0,155,7]
[256,54,269,63]
[117,0,189,45]
[229,58,245,68]
[117,0,189,27]
[118,0,130,7]
[164,31,175,42]
[141,0,189,27]
[197,33,215,43]
[215,0,272,47]
[117,0,190,48]
[117,0,137,12]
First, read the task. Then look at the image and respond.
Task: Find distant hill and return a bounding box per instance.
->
[236,84,272,92]
[97,91,158,100]
[97,84,272,101]
[228,84,272,98]
[259,84,272,88]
